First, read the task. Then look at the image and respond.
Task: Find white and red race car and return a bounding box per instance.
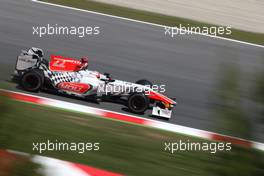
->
[13,47,176,119]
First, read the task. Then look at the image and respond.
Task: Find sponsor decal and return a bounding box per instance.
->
[49,55,82,72]
[58,82,91,94]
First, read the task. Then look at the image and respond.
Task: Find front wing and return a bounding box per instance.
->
[152,106,172,118]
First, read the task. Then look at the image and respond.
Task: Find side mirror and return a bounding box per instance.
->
[104,73,111,78]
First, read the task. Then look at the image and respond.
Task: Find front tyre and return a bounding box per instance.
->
[135,79,153,87]
[20,69,44,92]
[127,92,149,114]
[135,79,155,104]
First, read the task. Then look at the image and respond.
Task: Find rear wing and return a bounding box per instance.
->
[16,54,38,71]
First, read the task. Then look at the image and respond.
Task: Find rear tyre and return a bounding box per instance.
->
[20,69,44,92]
[127,92,149,114]
[135,79,153,87]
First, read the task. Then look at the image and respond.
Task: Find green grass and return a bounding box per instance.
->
[0,97,264,175]
[41,0,264,45]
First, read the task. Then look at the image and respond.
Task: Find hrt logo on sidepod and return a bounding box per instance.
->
[58,82,91,94]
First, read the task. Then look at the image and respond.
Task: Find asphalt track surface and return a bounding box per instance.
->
[1,0,264,141]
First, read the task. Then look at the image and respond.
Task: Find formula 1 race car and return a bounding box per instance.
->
[12,47,176,119]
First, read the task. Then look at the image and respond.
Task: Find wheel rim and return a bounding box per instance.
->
[131,96,145,111]
[24,74,40,90]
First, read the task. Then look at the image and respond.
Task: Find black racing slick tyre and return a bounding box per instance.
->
[135,79,153,87]
[20,69,44,92]
[135,79,155,104]
[127,92,149,114]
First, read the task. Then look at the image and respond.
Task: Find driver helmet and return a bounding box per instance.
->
[80,57,89,70]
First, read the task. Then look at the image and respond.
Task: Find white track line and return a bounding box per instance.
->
[3,88,264,151]
[31,0,264,49]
